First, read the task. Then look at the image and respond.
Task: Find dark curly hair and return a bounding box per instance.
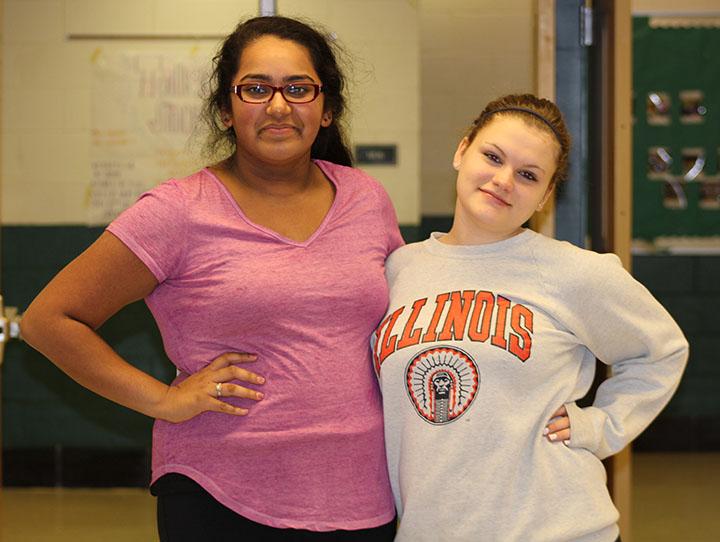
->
[466,94,571,186]
[201,16,353,166]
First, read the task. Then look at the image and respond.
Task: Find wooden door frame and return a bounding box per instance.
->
[0,0,5,487]
[535,0,633,539]
[533,0,557,238]
[592,2,634,539]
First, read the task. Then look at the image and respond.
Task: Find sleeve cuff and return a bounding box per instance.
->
[564,402,606,458]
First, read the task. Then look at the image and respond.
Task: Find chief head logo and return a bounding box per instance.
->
[406,346,480,424]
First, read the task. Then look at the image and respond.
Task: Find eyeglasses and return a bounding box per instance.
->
[231,83,323,104]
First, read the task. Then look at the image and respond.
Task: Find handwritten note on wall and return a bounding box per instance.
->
[89,50,211,224]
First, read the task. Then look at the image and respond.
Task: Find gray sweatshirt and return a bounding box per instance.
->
[373,230,688,542]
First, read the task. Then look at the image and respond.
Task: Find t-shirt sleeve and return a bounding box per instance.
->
[553,251,689,459]
[374,182,404,255]
[106,180,187,283]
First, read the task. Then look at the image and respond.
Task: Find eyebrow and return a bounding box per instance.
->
[485,142,546,173]
[238,73,318,83]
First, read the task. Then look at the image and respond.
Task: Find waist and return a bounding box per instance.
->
[151,412,393,525]
[154,390,386,447]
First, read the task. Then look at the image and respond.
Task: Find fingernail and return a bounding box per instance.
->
[548,433,557,441]
[542,427,549,436]
[256,392,264,400]
[256,376,265,384]
[563,440,570,446]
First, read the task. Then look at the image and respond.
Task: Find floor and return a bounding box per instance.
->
[0,453,718,541]
[630,452,720,542]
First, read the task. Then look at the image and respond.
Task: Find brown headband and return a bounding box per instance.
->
[480,107,563,145]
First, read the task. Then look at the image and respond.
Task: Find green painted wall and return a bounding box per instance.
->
[1,225,421,451]
[633,18,720,239]
[1,226,715,455]
[2,226,173,449]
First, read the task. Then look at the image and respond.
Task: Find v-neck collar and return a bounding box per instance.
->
[203,160,340,248]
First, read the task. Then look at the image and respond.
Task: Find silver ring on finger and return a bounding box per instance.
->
[215,382,222,399]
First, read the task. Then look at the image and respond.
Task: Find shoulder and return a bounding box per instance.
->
[531,233,621,265]
[138,169,235,219]
[151,169,215,198]
[527,232,628,292]
[112,169,218,231]
[315,160,388,195]
[315,161,398,232]
[136,169,203,202]
[386,241,426,279]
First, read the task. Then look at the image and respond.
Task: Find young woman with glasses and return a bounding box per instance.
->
[373,94,688,542]
[22,16,401,541]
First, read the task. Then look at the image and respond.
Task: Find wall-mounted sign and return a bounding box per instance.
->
[355,145,397,165]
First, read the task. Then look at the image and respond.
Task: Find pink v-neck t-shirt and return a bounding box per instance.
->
[107,160,403,530]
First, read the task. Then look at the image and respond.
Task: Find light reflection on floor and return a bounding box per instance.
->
[0,452,718,541]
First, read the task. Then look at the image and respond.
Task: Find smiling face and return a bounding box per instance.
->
[224,35,332,166]
[448,115,560,245]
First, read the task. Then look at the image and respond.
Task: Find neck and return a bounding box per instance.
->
[224,151,317,196]
[442,214,523,246]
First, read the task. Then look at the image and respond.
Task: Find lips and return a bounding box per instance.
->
[260,124,298,135]
[479,188,511,206]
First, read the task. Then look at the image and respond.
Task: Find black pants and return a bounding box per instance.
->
[152,474,397,542]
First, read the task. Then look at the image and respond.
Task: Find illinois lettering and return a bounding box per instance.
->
[374,290,534,372]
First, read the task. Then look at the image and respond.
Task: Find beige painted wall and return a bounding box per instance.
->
[2,0,253,224]
[419,0,536,217]
[8,1,714,226]
[1,0,420,224]
[420,0,720,218]
[280,0,421,225]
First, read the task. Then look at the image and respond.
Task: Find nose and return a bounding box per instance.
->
[492,167,514,191]
[265,90,292,116]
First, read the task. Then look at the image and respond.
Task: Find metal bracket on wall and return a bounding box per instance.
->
[581,3,593,46]
[0,295,23,367]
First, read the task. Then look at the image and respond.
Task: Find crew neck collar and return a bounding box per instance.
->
[424,229,536,258]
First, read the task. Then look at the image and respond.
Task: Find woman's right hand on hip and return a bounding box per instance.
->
[158,352,265,423]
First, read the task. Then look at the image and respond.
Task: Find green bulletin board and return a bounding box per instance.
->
[633,17,720,241]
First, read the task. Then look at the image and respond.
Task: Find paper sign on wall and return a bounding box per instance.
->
[89,50,210,224]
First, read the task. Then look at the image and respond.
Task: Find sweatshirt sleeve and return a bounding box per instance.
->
[554,250,689,460]
[106,180,188,283]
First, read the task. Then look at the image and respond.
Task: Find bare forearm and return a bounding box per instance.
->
[23,309,265,423]
[21,231,264,424]
[22,313,170,419]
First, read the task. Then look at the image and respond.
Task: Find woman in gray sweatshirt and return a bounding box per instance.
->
[373,94,688,542]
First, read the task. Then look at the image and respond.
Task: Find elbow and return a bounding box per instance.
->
[19,300,53,350]
[665,321,690,372]
[679,337,690,371]
[666,334,690,386]
[18,304,40,348]
[673,327,690,367]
